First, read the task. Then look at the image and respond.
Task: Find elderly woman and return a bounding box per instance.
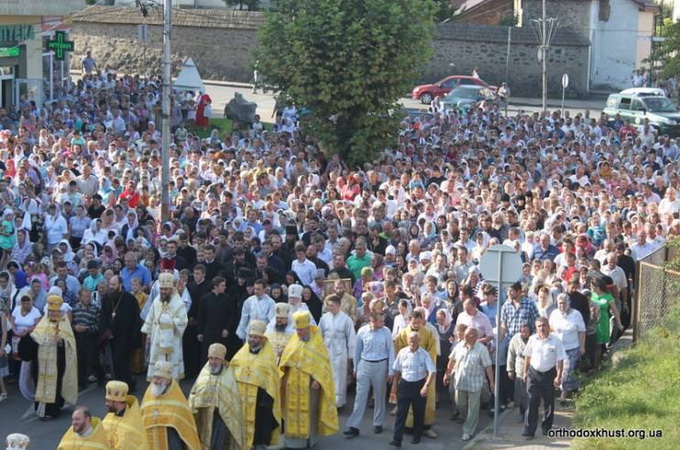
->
[549,293,586,399]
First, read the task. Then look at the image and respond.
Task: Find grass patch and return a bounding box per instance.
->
[188,118,275,139]
[572,319,680,449]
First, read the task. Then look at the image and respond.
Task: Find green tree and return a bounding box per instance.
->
[257,0,436,166]
[648,20,680,79]
[434,0,454,22]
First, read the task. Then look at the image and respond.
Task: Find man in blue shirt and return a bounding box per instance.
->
[533,234,559,261]
[120,252,152,291]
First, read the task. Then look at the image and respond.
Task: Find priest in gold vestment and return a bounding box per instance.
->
[102,380,150,450]
[140,360,201,450]
[57,406,112,449]
[279,311,338,449]
[31,292,78,420]
[231,320,281,450]
[392,309,439,438]
[265,303,293,362]
[189,343,245,450]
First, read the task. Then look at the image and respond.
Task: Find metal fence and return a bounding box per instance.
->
[633,245,680,341]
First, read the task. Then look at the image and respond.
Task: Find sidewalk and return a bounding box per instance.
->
[464,404,574,450]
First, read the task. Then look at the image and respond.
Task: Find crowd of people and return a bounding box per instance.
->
[0,62,674,449]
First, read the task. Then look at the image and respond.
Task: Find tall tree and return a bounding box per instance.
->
[258,0,436,165]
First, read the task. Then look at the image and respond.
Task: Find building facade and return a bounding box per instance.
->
[0,1,84,110]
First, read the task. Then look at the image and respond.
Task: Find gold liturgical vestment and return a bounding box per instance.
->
[140,379,201,450]
[102,395,150,450]
[31,316,78,408]
[393,325,437,426]
[57,417,112,450]
[189,363,245,450]
[279,326,338,440]
[231,340,282,449]
[264,329,293,362]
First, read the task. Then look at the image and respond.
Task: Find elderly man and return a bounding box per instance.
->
[140,360,200,450]
[444,328,494,442]
[141,273,188,380]
[287,284,314,321]
[392,309,439,438]
[57,406,112,449]
[389,332,436,448]
[231,321,282,450]
[279,311,338,449]
[102,380,150,450]
[31,293,78,420]
[319,294,356,408]
[522,317,567,439]
[189,343,245,450]
[506,323,531,419]
[265,303,294,361]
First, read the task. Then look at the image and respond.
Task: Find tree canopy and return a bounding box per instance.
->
[257,0,436,165]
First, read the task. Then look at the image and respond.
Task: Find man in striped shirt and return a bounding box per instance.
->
[72,289,102,388]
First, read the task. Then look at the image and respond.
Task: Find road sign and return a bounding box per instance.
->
[46,31,74,61]
[478,244,523,439]
[479,244,523,285]
[138,24,148,43]
[562,73,570,89]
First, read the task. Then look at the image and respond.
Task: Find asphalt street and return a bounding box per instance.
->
[205,83,606,123]
[0,373,493,449]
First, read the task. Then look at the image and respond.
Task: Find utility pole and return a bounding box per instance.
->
[161,0,172,223]
[532,0,557,114]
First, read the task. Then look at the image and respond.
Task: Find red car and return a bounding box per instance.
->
[411,75,498,104]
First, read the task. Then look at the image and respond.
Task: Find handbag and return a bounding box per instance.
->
[18,335,38,362]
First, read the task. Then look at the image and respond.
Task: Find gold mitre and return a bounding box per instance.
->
[248,320,267,337]
[153,360,174,380]
[47,295,63,312]
[292,311,312,329]
[208,343,227,360]
[105,380,129,402]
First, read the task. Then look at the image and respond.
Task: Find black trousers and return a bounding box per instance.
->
[524,366,556,436]
[393,379,426,442]
[110,338,133,387]
[75,332,103,386]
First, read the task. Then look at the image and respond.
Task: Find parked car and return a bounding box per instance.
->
[412,75,498,104]
[603,92,680,136]
[619,87,666,97]
[439,85,497,111]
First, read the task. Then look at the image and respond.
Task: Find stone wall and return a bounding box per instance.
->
[428,24,590,97]
[71,7,590,98]
[521,0,593,39]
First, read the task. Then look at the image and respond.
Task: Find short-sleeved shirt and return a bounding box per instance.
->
[449,341,492,392]
[501,297,540,336]
[393,346,436,382]
[523,333,567,372]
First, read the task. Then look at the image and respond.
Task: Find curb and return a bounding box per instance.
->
[462,406,514,450]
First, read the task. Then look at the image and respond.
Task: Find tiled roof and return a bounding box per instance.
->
[436,23,590,46]
[0,0,85,16]
[71,5,265,30]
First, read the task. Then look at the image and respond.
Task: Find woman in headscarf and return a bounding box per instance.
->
[120,210,139,243]
[301,285,323,324]
[81,218,107,247]
[471,230,491,263]
[97,177,114,206]
[10,228,33,267]
[0,209,16,269]
[392,298,413,340]
[435,308,454,404]
[101,240,118,268]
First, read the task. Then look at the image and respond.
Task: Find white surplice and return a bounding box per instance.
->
[319,310,356,407]
[141,292,188,380]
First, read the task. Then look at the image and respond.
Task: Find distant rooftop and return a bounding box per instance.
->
[0,0,85,16]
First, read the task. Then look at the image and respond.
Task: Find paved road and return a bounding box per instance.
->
[0,373,493,449]
[206,83,606,123]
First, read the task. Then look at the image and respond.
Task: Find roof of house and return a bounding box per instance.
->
[71,6,265,30]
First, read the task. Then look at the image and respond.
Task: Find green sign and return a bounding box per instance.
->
[0,47,19,58]
[0,25,34,42]
[46,31,74,61]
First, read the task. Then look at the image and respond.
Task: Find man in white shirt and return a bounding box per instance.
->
[236,279,276,341]
[629,230,658,261]
[521,317,566,439]
[291,243,317,285]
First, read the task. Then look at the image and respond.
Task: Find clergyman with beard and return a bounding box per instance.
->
[102,380,150,449]
[264,302,294,362]
[141,273,188,381]
[57,406,112,449]
[140,360,201,449]
[189,343,245,449]
[100,275,142,389]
